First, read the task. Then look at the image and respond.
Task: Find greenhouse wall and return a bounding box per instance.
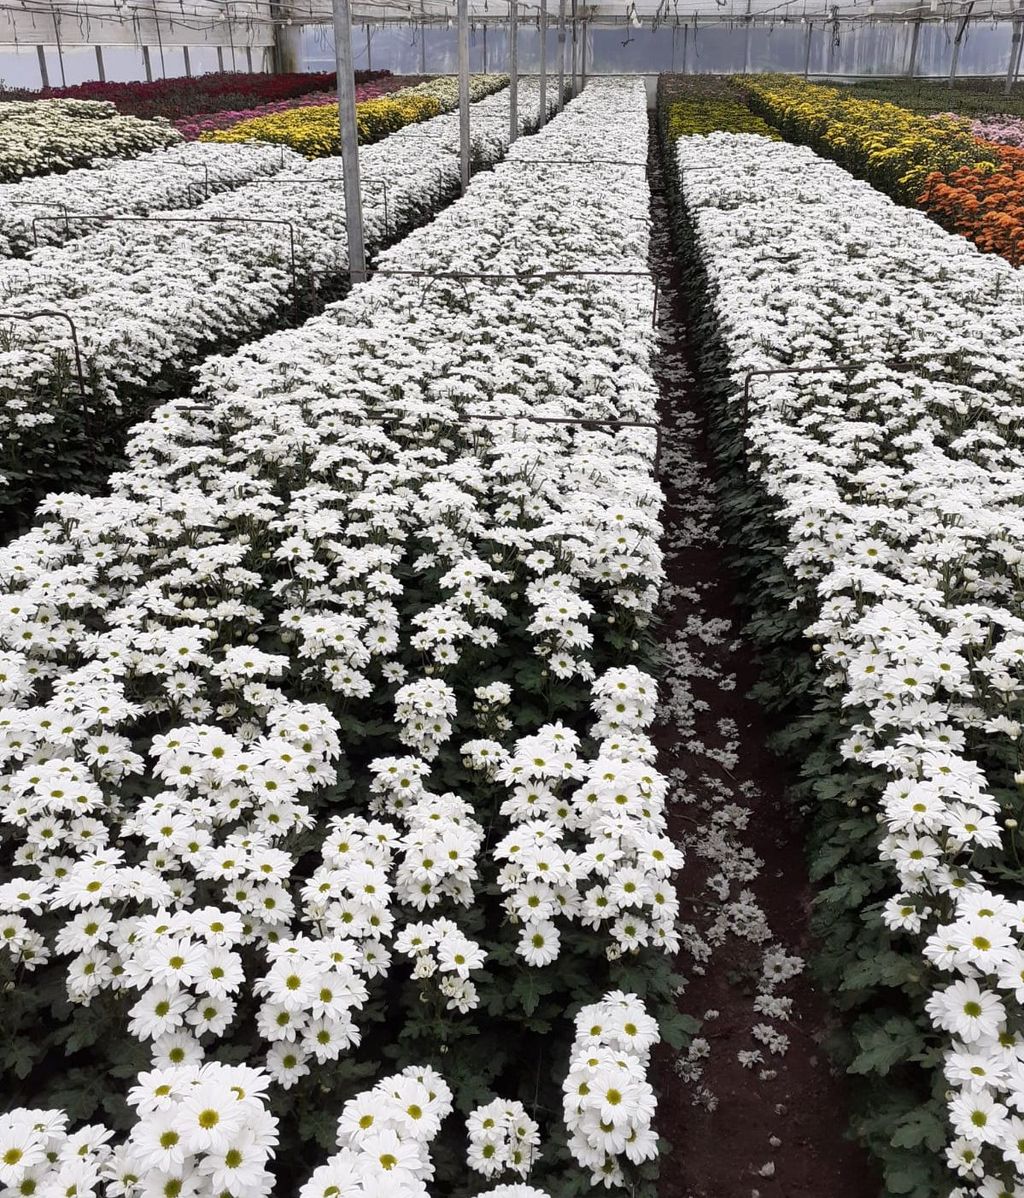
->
[301,19,1018,80]
[0,11,1018,89]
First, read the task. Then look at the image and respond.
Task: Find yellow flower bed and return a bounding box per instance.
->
[200,75,508,158]
[666,97,780,141]
[202,93,441,155]
[742,76,1000,202]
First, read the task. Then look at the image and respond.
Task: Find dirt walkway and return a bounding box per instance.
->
[647,119,879,1198]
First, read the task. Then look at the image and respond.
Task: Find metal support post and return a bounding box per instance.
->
[1007,10,1023,95]
[557,0,566,104]
[332,0,367,283]
[580,17,587,86]
[459,0,470,192]
[509,0,519,143]
[539,0,548,126]
[906,17,921,77]
[949,1,975,87]
[570,0,578,96]
[743,0,752,73]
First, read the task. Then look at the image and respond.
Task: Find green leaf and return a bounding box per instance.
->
[659,1010,701,1050]
[890,1105,947,1152]
[848,1016,925,1077]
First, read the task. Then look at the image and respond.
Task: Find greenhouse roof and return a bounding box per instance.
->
[1,0,1019,30]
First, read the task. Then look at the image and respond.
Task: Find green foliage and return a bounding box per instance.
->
[848,1015,927,1077]
[844,76,1024,120]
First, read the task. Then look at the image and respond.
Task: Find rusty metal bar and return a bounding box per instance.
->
[506,157,648,167]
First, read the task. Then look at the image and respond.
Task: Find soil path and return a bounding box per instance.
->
[647,117,879,1198]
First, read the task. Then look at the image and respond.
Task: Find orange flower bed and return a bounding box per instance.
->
[919,143,1024,266]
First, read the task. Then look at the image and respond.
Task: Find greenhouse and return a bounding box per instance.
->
[2,1,1024,1197]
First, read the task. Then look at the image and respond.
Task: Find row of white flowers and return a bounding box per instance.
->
[0,79,667,1194]
[0,1060,553,1198]
[0,141,304,257]
[396,73,509,113]
[0,80,547,509]
[0,97,182,182]
[674,130,1024,1197]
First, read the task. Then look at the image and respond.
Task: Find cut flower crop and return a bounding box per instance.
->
[0,98,181,182]
[0,83,548,529]
[670,125,1024,1198]
[0,79,679,1198]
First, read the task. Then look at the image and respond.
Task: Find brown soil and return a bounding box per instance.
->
[647,117,880,1198]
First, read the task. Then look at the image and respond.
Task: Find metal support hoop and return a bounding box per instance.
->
[0,310,87,399]
[168,159,211,198]
[372,267,659,326]
[740,358,948,416]
[29,213,301,308]
[463,410,663,478]
[356,407,663,479]
[9,199,71,239]
[241,175,394,237]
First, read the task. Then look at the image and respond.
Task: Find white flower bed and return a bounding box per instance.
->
[0,82,554,516]
[0,141,304,257]
[0,98,182,182]
[674,130,1024,1198]
[0,1062,559,1198]
[563,992,659,1188]
[0,80,671,1195]
[403,73,509,112]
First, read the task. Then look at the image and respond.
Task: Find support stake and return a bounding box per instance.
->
[906,17,921,77]
[743,0,752,74]
[949,1,975,88]
[580,16,587,87]
[1007,10,1023,96]
[570,0,578,96]
[459,0,470,193]
[332,0,367,284]
[539,0,548,127]
[557,0,566,104]
[509,0,519,144]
